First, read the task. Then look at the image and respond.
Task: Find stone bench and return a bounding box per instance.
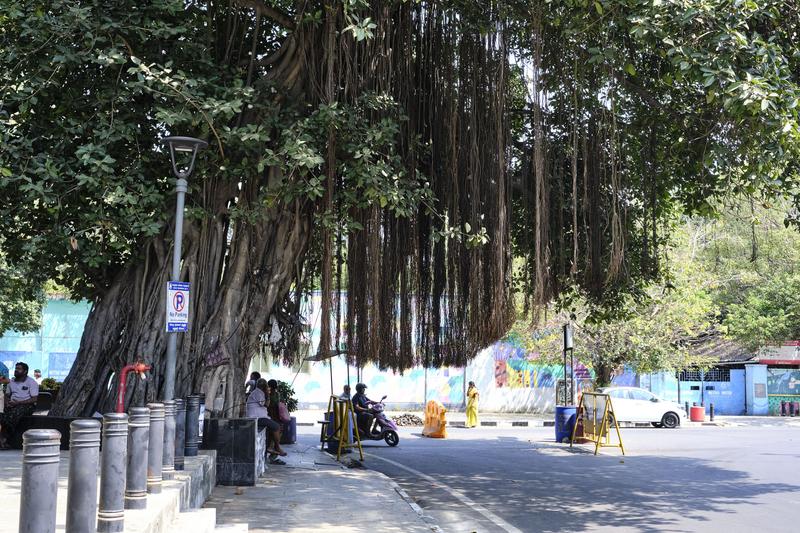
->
[202,418,266,486]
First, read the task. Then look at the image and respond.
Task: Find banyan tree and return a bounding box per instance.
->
[1,1,798,415]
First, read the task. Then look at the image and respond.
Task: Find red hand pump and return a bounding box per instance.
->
[115,362,151,413]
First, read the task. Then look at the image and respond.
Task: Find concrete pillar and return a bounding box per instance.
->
[745,364,769,415]
[125,406,150,509]
[19,429,61,533]
[98,413,129,533]
[197,393,206,449]
[184,395,200,457]
[66,419,101,533]
[147,402,165,494]
[162,400,176,480]
[174,398,186,471]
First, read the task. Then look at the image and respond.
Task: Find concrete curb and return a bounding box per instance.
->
[384,477,445,532]
[305,418,735,429]
[447,420,554,428]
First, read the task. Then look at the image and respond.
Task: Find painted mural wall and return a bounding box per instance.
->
[258,315,602,413]
[766,367,800,414]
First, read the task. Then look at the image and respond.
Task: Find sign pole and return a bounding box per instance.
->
[164,178,188,401]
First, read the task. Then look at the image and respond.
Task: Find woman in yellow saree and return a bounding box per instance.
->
[466,381,479,428]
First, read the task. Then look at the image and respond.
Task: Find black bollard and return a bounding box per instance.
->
[66,419,102,533]
[174,398,186,470]
[709,403,715,422]
[146,402,165,494]
[162,400,176,480]
[98,413,128,533]
[684,401,690,416]
[185,395,200,457]
[125,406,150,509]
[19,429,61,533]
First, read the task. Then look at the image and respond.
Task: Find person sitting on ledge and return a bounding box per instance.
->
[246,378,287,465]
[245,371,261,396]
[0,362,39,449]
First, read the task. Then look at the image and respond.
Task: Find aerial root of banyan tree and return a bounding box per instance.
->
[52,1,646,416]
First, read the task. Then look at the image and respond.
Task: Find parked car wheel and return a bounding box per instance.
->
[651,422,663,428]
[661,412,680,429]
[384,430,399,447]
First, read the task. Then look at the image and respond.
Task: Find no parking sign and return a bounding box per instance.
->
[166,281,190,332]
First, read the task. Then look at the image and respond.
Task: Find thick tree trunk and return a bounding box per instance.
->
[53,173,311,417]
[594,363,614,388]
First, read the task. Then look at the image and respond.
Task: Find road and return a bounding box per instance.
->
[305,422,800,532]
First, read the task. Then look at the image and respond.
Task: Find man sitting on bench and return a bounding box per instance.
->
[0,362,39,449]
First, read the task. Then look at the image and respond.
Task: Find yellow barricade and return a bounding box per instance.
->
[422,400,447,438]
[570,392,625,455]
[319,395,363,461]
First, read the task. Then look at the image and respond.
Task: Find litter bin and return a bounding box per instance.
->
[555,406,577,443]
[689,405,705,422]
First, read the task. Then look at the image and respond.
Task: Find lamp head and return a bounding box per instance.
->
[161,136,208,179]
[563,322,574,351]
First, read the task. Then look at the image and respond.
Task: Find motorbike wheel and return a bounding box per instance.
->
[384,430,399,447]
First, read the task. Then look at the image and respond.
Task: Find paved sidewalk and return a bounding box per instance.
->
[204,436,439,533]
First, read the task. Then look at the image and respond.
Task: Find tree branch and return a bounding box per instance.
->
[235,0,295,30]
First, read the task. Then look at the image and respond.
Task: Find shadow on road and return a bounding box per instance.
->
[370,433,800,532]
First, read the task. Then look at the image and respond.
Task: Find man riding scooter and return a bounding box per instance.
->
[350,383,400,446]
[351,383,375,435]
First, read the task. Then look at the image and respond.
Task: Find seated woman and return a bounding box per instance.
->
[245,378,287,464]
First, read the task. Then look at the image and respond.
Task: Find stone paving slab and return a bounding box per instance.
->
[204,439,438,533]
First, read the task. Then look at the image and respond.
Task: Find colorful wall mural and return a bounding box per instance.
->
[492,341,594,389]
[766,367,800,414]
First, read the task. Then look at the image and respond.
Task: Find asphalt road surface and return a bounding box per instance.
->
[304,423,800,533]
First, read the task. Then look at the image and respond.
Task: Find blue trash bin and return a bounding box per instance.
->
[555,406,577,443]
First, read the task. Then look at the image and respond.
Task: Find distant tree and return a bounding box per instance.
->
[672,198,800,352]
[507,286,716,387]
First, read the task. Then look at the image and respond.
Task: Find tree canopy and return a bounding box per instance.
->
[1,0,799,414]
[0,240,43,336]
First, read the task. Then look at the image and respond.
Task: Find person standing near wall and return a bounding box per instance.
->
[466,381,479,428]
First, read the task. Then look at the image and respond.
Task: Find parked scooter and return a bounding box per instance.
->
[357,395,400,446]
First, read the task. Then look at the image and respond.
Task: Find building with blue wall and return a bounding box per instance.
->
[0,298,91,380]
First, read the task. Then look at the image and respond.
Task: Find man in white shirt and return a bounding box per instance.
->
[0,362,39,449]
[33,369,43,385]
[339,384,351,401]
[246,378,287,463]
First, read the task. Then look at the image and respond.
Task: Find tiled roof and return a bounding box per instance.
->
[685,331,756,364]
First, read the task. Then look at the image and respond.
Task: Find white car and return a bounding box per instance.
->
[597,386,686,428]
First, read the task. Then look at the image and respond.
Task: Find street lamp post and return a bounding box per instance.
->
[563,322,574,406]
[160,136,207,401]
